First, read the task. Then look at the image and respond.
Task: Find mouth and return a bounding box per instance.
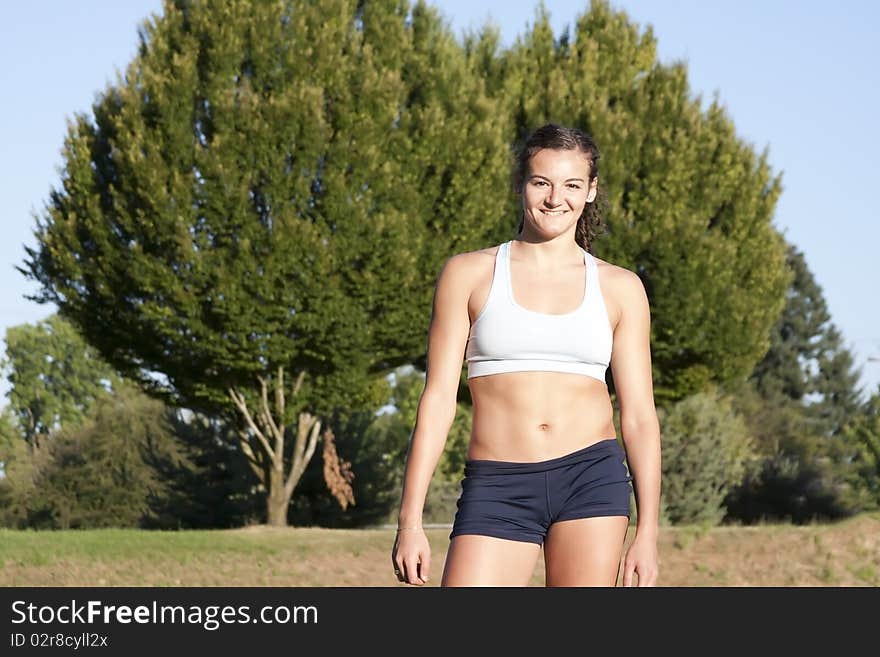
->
[541,209,567,216]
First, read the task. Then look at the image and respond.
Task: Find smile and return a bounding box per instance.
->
[541,209,567,215]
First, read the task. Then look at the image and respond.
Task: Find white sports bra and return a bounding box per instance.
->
[465,240,613,382]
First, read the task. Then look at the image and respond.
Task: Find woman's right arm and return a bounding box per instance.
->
[392,253,473,584]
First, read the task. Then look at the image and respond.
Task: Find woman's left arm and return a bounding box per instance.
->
[608,267,661,586]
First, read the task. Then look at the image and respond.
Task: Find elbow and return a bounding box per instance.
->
[620,410,660,437]
[416,389,458,427]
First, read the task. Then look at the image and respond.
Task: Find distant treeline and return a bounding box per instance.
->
[2,0,877,528]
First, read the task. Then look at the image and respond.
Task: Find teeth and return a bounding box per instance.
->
[543,210,566,215]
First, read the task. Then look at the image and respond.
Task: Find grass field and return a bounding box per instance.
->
[1,512,878,586]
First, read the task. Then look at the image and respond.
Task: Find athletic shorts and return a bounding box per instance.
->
[449,438,633,545]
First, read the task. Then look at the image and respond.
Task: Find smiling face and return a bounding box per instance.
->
[520,148,597,240]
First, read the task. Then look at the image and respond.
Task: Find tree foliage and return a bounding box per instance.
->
[749,243,864,433]
[658,387,753,526]
[725,245,873,522]
[19,0,853,529]
[467,0,790,402]
[1,384,182,529]
[1,315,122,449]
[287,406,407,527]
[843,389,880,511]
[0,382,263,530]
[290,366,472,527]
[146,409,264,529]
[19,0,510,525]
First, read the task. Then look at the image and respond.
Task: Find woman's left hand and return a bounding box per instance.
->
[622,532,659,587]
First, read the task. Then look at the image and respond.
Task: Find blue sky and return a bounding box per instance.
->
[1,1,878,403]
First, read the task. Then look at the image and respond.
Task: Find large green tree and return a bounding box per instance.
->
[20,0,510,525]
[0,313,259,529]
[466,0,791,403]
[0,314,121,526]
[19,384,186,530]
[725,244,871,522]
[1,314,121,450]
[750,243,864,431]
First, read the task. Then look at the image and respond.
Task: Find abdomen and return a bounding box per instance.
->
[466,371,616,462]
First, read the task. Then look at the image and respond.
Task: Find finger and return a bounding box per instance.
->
[637,567,657,587]
[391,543,403,581]
[418,552,431,584]
[622,561,635,587]
[404,557,421,585]
[393,557,405,583]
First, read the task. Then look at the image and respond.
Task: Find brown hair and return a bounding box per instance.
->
[512,123,608,252]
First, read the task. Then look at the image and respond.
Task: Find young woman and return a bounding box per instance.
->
[391,124,661,587]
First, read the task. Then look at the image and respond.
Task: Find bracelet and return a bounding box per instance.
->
[396,526,423,531]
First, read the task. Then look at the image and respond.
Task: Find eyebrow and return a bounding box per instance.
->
[529,174,586,183]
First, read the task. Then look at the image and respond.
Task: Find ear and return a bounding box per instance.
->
[587,177,598,203]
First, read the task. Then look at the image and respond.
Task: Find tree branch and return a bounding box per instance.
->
[236,428,267,485]
[292,370,305,399]
[257,374,284,460]
[228,386,276,466]
[285,411,320,497]
[276,364,285,426]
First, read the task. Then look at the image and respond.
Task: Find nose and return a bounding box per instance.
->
[546,185,564,207]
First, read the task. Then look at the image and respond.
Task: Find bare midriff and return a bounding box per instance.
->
[466,370,616,462]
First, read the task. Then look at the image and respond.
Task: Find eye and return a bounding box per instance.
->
[567,184,582,189]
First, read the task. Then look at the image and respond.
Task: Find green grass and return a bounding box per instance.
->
[0,527,268,563]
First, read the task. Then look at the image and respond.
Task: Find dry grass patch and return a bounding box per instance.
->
[1,513,877,587]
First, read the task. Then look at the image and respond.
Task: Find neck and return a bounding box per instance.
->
[512,233,583,269]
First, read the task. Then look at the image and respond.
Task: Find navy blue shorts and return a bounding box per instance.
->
[449,438,633,545]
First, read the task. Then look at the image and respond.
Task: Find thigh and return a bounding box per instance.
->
[543,516,629,587]
[442,534,542,587]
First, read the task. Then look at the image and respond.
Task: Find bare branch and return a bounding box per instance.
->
[235,428,266,485]
[292,370,306,398]
[284,412,320,497]
[276,364,285,424]
[303,418,320,471]
[258,374,283,458]
[228,386,275,466]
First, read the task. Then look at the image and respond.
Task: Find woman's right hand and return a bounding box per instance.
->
[391,528,431,585]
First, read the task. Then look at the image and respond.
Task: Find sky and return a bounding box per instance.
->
[1,0,878,405]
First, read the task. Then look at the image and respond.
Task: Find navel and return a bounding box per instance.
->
[538,423,550,432]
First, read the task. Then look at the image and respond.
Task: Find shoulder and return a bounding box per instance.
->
[437,244,500,282]
[592,256,641,288]
[431,245,501,317]
[592,256,649,316]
